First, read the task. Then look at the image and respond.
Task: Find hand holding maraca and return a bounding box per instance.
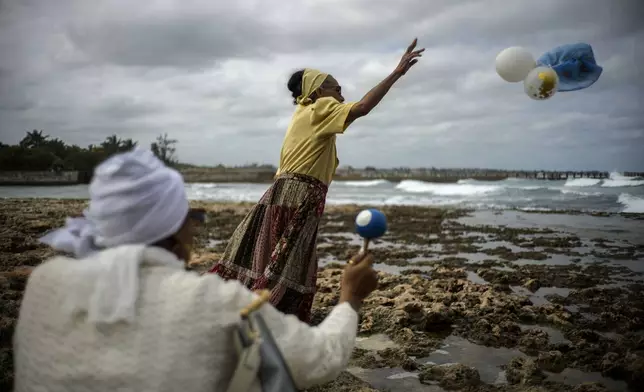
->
[340,251,378,312]
[338,209,388,312]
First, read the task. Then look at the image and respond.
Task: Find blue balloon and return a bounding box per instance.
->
[537,43,602,92]
[355,209,387,239]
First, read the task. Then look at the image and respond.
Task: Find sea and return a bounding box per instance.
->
[1,171,643,214]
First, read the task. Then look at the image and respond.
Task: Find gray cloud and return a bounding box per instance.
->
[67,13,276,68]
[0,0,643,171]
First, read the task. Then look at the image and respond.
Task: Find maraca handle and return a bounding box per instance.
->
[349,238,371,266]
[362,238,370,253]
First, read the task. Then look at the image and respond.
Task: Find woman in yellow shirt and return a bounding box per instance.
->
[210,39,424,322]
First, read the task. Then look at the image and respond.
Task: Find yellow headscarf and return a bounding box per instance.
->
[296,68,329,106]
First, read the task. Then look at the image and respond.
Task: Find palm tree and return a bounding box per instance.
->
[119,138,138,151]
[19,130,49,149]
[150,133,178,166]
[44,137,68,159]
[101,135,122,155]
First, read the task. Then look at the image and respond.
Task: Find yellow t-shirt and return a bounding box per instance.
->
[276,97,356,185]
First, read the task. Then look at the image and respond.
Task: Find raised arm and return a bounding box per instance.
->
[346,38,425,125]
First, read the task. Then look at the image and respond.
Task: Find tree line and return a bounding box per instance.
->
[0,130,180,173]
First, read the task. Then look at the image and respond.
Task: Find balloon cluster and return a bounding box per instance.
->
[495,47,559,101]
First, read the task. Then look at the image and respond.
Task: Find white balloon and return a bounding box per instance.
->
[495,47,536,83]
[524,66,559,100]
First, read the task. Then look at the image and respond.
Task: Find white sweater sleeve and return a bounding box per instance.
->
[258,301,358,389]
[206,275,358,390]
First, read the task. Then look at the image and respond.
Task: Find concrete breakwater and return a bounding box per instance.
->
[179,167,276,183]
[0,171,88,186]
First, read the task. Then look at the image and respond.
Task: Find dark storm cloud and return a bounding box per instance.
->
[0,0,643,171]
[66,13,277,68]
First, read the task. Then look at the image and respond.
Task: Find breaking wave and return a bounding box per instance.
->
[334,179,391,187]
[618,193,644,213]
[564,178,601,187]
[396,180,502,196]
[563,172,643,188]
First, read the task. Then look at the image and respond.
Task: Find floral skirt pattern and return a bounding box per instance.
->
[209,173,328,323]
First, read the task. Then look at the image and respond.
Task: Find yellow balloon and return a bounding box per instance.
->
[524,66,559,100]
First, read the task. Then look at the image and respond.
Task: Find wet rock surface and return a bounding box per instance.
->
[505,357,546,385]
[1,199,643,391]
[419,363,481,390]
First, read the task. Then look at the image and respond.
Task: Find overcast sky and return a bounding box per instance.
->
[1,0,643,171]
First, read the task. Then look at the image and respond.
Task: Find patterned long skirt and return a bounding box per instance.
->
[209,173,328,323]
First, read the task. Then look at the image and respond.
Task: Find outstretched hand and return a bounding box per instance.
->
[394,38,424,76]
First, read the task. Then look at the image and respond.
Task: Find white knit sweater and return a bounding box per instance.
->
[13,249,358,392]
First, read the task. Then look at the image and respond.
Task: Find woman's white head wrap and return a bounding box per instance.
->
[39,148,190,324]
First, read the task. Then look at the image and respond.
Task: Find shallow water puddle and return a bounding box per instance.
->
[564,304,581,313]
[318,255,339,266]
[408,252,494,264]
[420,335,525,384]
[321,232,433,252]
[610,259,644,273]
[596,330,644,340]
[466,270,489,285]
[350,335,446,391]
[373,263,434,275]
[477,240,526,253]
[207,239,225,248]
[546,368,628,391]
[346,367,446,392]
[533,286,573,297]
[350,332,630,391]
[355,333,399,351]
[598,331,622,340]
[419,335,624,390]
[455,210,644,246]
[408,256,436,264]
[319,232,363,246]
[511,285,571,306]
[492,265,516,272]
[440,252,493,264]
[512,253,577,266]
[324,220,346,227]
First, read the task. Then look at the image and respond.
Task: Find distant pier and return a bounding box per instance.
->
[512,171,610,180]
[502,171,643,180]
[335,168,644,183]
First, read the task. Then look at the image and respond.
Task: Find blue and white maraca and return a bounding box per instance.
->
[355,208,387,251]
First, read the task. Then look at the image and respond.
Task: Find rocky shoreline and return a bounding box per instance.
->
[1,199,643,391]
